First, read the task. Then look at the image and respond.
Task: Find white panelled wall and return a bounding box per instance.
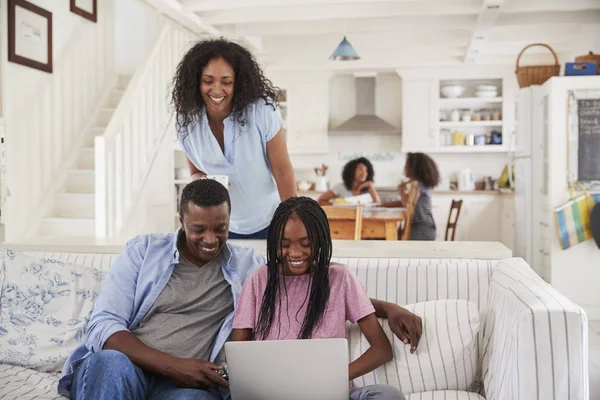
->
[1,0,116,242]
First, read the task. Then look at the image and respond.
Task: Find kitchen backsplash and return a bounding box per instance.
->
[290,133,507,187]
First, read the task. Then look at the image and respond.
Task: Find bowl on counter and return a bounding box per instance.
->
[441,85,465,98]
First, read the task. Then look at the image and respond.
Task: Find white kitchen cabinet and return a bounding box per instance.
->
[401,79,439,151]
[286,77,330,154]
[431,194,502,242]
[500,194,516,252]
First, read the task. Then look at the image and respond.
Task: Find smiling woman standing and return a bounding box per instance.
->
[172,39,296,239]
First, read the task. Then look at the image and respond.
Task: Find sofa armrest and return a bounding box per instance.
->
[481,258,588,400]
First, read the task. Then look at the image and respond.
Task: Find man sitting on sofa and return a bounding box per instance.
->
[58,178,423,400]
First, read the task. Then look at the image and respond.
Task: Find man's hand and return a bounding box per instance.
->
[166,358,230,389]
[387,305,422,354]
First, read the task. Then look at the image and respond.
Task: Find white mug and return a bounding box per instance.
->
[207,175,229,188]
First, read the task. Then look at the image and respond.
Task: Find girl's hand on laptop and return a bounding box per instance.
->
[167,358,230,389]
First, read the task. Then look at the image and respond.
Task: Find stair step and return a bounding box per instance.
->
[66,170,95,193]
[84,128,104,147]
[107,89,125,108]
[54,193,95,219]
[38,218,95,237]
[96,108,115,127]
[77,148,95,170]
[117,75,132,90]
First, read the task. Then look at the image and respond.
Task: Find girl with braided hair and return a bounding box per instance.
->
[231,197,406,399]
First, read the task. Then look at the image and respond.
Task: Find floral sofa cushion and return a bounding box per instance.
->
[0,249,104,372]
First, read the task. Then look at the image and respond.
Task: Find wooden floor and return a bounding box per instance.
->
[590,320,600,399]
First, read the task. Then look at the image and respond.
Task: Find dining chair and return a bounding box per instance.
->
[322,204,364,240]
[400,180,420,240]
[445,199,463,241]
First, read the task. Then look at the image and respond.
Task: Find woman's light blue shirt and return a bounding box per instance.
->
[178,99,284,234]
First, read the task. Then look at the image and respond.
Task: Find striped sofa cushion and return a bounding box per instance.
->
[406,391,485,400]
[0,364,61,399]
[348,300,480,395]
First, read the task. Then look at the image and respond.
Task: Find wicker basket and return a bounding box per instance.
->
[575,51,600,73]
[515,43,560,88]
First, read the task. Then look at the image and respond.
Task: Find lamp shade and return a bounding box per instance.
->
[329,36,360,61]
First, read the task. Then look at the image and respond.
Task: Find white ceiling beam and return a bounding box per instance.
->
[199,1,482,25]
[140,0,265,55]
[497,10,600,26]
[501,0,600,13]
[262,31,471,50]
[183,0,419,12]
[464,0,506,64]
[141,0,220,36]
[218,15,476,37]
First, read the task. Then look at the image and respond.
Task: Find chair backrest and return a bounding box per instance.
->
[322,205,364,240]
[400,180,420,240]
[445,199,463,241]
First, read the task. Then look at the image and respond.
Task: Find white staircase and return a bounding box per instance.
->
[37,76,130,237]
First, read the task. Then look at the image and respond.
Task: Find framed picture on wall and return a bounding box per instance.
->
[70,0,97,23]
[7,0,53,73]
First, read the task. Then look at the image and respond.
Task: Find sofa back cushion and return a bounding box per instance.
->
[0,249,106,372]
[348,300,480,395]
[332,258,497,311]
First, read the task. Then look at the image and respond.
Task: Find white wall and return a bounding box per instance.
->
[114,0,159,76]
[1,0,115,240]
[545,76,600,319]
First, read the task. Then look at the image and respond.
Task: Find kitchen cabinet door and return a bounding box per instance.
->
[286,80,329,154]
[500,195,516,252]
[431,196,452,241]
[461,196,501,241]
[401,79,439,151]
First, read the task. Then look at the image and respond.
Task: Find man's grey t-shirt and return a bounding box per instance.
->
[132,254,234,360]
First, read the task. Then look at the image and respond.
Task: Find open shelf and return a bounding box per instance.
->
[439,97,503,107]
[404,145,509,154]
[439,121,503,128]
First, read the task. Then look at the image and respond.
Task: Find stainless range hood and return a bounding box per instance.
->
[329,76,400,135]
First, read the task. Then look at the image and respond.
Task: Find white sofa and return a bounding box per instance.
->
[0,243,589,399]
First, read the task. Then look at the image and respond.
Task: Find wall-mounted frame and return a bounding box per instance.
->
[567,90,600,185]
[70,0,97,23]
[7,0,53,73]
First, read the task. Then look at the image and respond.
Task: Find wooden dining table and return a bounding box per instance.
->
[360,207,406,240]
[325,205,406,241]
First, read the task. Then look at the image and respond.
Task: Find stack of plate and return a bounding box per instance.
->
[475,85,498,98]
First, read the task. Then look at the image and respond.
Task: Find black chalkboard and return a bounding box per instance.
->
[578,99,600,181]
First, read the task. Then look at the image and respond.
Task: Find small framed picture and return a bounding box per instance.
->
[70,0,97,23]
[7,0,53,73]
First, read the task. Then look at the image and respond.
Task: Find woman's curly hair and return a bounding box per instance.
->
[171,38,280,138]
[405,152,440,188]
[342,157,375,191]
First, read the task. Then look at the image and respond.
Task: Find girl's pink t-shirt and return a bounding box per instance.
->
[232,263,375,340]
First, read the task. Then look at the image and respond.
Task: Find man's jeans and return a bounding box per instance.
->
[70,349,404,400]
[70,350,229,400]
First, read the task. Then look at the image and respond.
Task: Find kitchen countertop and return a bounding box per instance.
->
[298,189,514,196]
[2,238,512,260]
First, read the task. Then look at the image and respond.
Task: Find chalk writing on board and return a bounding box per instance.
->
[578,98,600,181]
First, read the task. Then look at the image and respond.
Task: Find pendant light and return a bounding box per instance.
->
[329,20,360,61]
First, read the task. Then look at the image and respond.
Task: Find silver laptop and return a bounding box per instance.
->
[224,338,349,400]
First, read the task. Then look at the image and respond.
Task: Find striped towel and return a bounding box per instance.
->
[553,193,599,249]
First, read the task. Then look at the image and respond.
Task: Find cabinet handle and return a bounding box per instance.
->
[540,222,548,227]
